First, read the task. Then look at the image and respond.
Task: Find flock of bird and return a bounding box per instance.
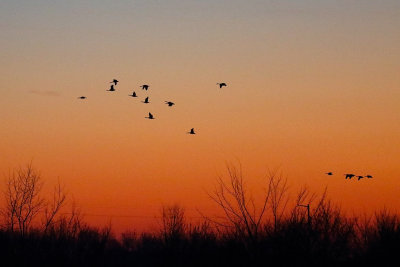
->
[78,79,375,181]
[78,79,228,135]
[325,172,374,181]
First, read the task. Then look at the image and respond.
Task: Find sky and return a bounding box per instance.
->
[1,0,399,232]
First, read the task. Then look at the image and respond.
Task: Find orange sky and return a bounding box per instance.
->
[1,1,399,233]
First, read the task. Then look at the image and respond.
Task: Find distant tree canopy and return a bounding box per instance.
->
[0,163,399,266]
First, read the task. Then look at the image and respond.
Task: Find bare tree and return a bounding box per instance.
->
[206,163,278,243]
[291,186,331,226]
[3,164,45,236]
[269,171,289,231]
[161,204,186,242]
[55,200,84,239]
[354,213,373,248]
[43,179,67,233]
[2,164,69,237]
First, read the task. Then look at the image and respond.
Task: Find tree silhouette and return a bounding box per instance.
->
[206,163,288,245]
[43,180,67,233]
[161,204,186,243]
[3,164,44,236]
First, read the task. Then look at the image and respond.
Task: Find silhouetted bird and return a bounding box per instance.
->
[142,97,149,103]
[145,112,154,119]
[217,83,227,88]
[326,172,333,176]
[110,79,119,85]
[345,174,355,179]
[187,128,195,135]
[129,91,137,97]
[78,96,87,99]
[366,175,373,179]
[141,85,149,90]
[357,176,364,181]
[107,85,115,91]
[165,101,175,106]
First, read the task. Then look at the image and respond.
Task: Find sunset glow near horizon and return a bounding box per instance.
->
[1,1,399,233]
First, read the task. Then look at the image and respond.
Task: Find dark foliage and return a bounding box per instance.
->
[0,210,399,267]
[1,165,398,266]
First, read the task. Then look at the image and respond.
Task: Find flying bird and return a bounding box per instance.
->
[145,112,154,119]
[366,175,373,179]
[142,97,149,103]
[325,172,333,176]
[187,128,196,135]
[129,91,137,97]
[107,85,115,91]
[141,85,149,90]
[217,83,227,88]
[357,176,364,181]
[345,174,355,179]
[78,96,87,99]
[165,101,175,106]
[110,79,119,85]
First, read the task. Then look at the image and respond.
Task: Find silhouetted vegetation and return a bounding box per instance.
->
[0,164,398,266]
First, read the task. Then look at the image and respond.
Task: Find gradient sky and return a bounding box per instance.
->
[1,0,400,232]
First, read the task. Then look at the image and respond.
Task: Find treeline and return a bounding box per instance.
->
[0,164,398,266]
